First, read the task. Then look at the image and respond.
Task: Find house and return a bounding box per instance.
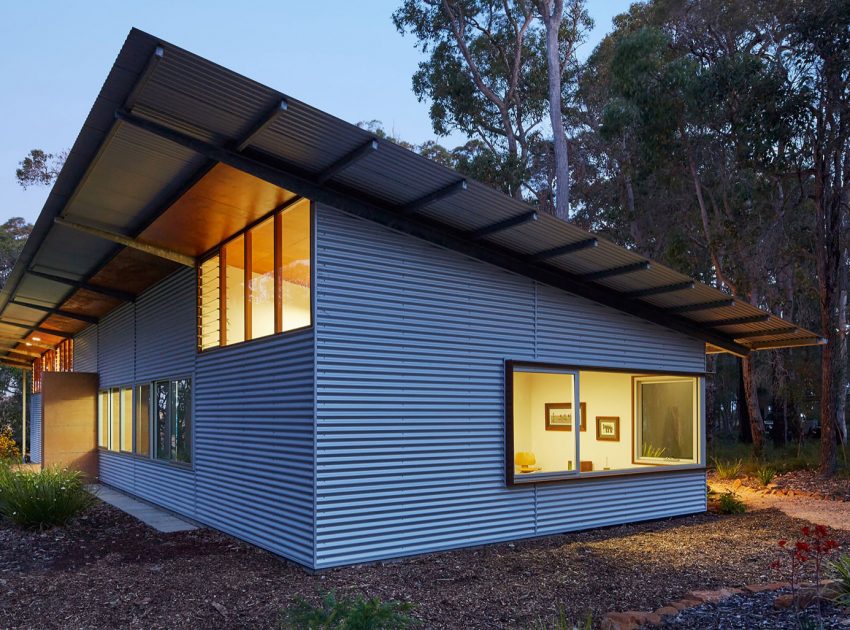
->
[0,29,822,570]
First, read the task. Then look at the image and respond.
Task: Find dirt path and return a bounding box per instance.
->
[712,481,850,530]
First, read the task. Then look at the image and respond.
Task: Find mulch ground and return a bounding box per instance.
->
[1,501,847,629]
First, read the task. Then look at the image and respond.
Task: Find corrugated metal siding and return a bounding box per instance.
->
[314,205,707,568]
[29,393,42,464]
[99,450,135,490]
[195,328,315,567]
[97,302,135,388]
[135,268,196,381]
[74,325,98,372]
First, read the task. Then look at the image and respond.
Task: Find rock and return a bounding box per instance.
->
[669,599,702,611]
[601,612,638,630]
[743,582,790,593]
[211,601,227,617]
[686,587,743,604]
[655,606,680,617]
[732,479,742,490]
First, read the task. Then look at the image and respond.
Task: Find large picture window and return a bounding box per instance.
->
[507,361,702,484]
[198,199,311,349]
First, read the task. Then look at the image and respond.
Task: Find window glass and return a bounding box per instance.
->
[121,387,133,452]
[511,370,577,476]
[109,388,120,452]
[135,384,150,457]
[280,200,311,331]
[155,381,170,460]
[198,254,220,350]
[223,235,245,345]
[635,377,698,464]
[249,217,275,339]
[97,391,108,448]
[174,379,192,463]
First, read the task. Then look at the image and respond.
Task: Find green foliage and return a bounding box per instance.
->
[756,465,776,486]
[829,555,850,606]
[641,442,666,458]
[716,491,746,514]
[713,458,743,480]
[527,608,592,630]
[15,149,66,190]
[280,591,416,630]
[0,464,94,528]
[0,425,21,462]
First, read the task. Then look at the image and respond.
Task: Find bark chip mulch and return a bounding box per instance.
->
[2,501,848,629]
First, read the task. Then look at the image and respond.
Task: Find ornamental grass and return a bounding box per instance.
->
[0,462,94,529]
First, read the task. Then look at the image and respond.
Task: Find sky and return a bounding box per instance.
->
[0,0,631,225]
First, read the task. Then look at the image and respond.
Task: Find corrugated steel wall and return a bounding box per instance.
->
[29,393,42,464]
[74,325,98,372]
[77,267,315,566]
[195,329,315,567]
[314,205,706,568]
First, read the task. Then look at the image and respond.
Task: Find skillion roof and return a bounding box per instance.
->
[0,28,824,366]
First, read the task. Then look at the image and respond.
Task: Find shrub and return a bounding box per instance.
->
[716,491,746,514]
[756,465,776,486]
[280,591,416,630]
[0,466,94,528]
[713,458,743,480]
[0,425,20,462]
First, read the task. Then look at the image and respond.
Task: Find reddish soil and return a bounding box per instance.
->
[1,501,846,629]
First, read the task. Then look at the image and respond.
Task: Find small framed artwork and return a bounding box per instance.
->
[545,402,586,431]
[596,416,620,442]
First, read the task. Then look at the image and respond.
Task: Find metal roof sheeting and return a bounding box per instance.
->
[0,27,823,365]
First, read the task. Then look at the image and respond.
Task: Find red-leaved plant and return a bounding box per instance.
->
[771,524,839,625]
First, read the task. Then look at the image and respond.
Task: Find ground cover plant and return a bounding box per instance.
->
[280,591,416,630]
[0,463,93,528]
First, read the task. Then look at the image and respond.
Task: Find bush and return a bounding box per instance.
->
[0,425,20,462]
[717,491,746,514]
[0,465,94,528]
[756,465,776,486]
[713,458,743,480]
[280,591,416,630]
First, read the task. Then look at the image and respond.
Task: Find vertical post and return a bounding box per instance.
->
[21,369,27,464]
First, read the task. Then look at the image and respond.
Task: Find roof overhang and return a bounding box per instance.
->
[0,28,825,366]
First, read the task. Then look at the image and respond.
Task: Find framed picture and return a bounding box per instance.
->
[545,402,586,431]
[596,416,620,442]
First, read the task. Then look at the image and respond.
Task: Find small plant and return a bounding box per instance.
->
[713,458,743,480]
[641,443,666,458]
[716,491,746,514]
[527,608,592,630]
[756,465,776,486]
[0,466,94,528]
[280,591,416,630]
[829,554,850,606]
[0,425,20,462]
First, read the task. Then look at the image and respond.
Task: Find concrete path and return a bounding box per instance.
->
[712,481,850,531]
[87,484,198,533]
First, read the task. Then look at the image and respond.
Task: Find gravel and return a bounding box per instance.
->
[2,501,848,629]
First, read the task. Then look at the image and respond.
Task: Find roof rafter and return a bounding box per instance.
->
[582,261,650,282]
[26,270,136,302]
[732,327,799,339]
[625,281,695,299]
[704,314,771,327]
[469,211,537,240]
[399,179,467,214]
[317,139,378,184]
[666,299,735,314]
[11,299,99,325]
[529,238,598,262]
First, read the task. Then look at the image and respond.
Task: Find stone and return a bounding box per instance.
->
[655,606,680,617]
[601,612,638,630]
[774,594,795,609]
[732,479,742,490]
[686,588,744,604]
[669,599,702,611]
[743,582,790,593]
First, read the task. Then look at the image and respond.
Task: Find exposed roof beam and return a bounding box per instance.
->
[0,335,53,350]
[625,281,695,299]
[114,108,751,357]
[732,327,799,339]
[0,320,72,338]
[582,261,650,281]
[0,358,32,369]
[235,99,288,152]
[469,211,538,240]
[123,45,164,111]
[400,179,467,214]
[704,314,771,327]
[10,300,98,325]
[667,299,735,314]
[26,270,136,302]
[54,217,195,267]
[2,347,42,359]
[529,238,598,262]
[748,336,827,350]
[317,139,378,184]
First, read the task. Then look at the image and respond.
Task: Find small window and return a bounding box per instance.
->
[154,378,192,464]
[135,384,150,457]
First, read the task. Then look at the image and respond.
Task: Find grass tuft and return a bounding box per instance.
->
[756,465,776,486]
[280,591,416,630]
[713,458,743,480]
[0,463,94,529]
[527,608,592,630]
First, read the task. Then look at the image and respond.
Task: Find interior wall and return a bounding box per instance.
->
[578,371,634,471]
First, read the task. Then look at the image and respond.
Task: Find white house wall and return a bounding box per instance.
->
[314,204,707,568]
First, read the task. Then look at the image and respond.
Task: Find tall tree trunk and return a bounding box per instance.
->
[742,356,765,458]
[738,361,752,444]
[537,0,570,220]
[836,250,848,446]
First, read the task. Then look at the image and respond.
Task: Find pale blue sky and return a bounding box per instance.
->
[0,0,631,224]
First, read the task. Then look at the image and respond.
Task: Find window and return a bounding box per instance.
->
[507,362,702,484]
[153,378,192,464]
[198,199,311,349]
[135,383,150,457]
[97,386,132,453]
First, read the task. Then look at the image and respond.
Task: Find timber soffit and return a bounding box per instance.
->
[0,28,824,364]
